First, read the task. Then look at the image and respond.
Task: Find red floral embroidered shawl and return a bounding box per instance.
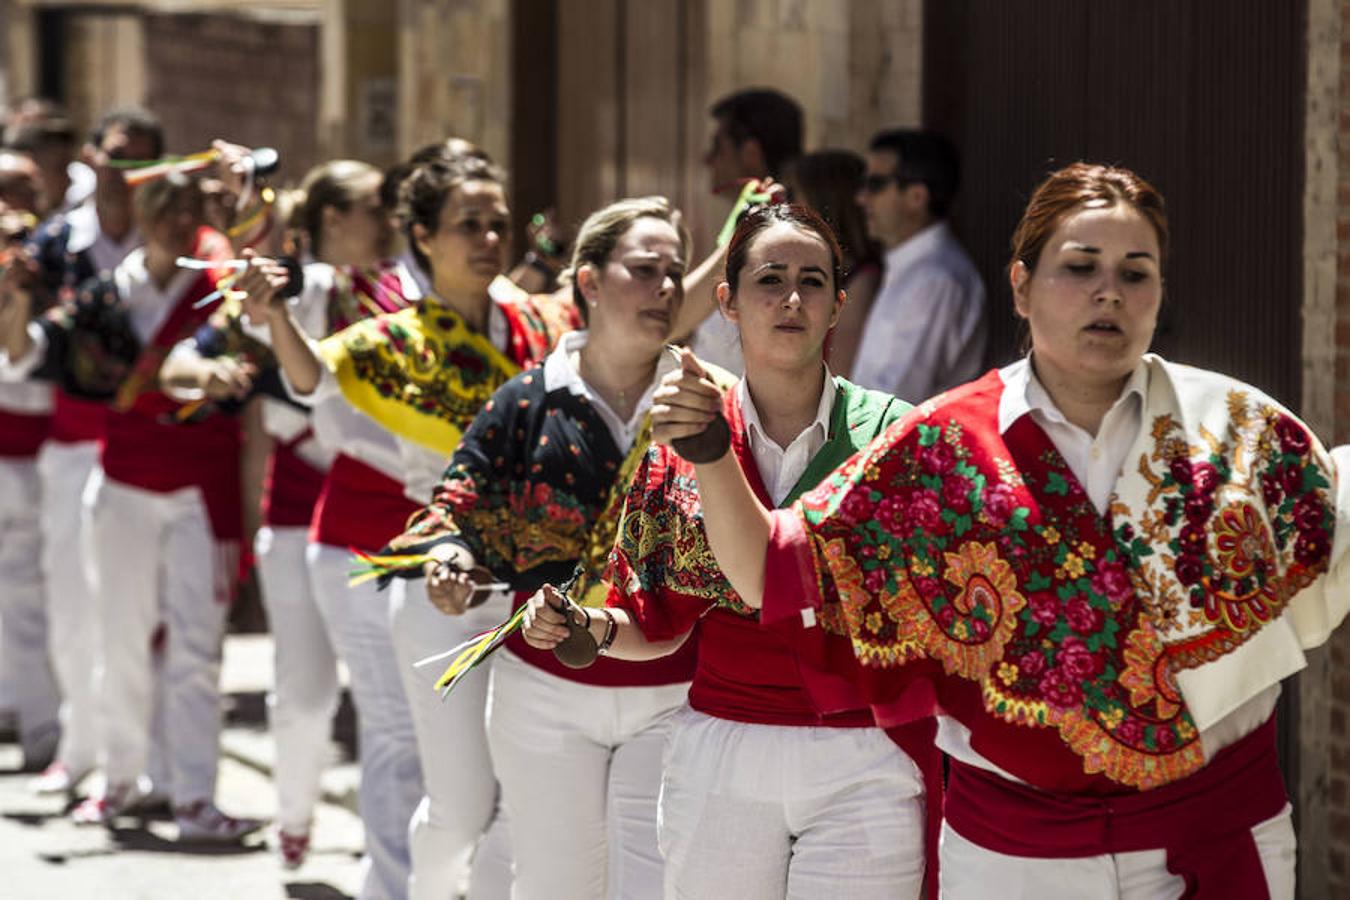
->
[764,358,1347,794]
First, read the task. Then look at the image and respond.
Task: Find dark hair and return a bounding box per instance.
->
[724,203,845,296]
[1011,162,1169,273]
[409,138,491,167]
[89,107,165,160]
[784,149,877,274]
[567,196,690,326]
[710,88,803,178]
[399,155,507,277]
[382,139,494,219]
[868,129,960,219]
[4,118,77,152]
[297,159,380,261]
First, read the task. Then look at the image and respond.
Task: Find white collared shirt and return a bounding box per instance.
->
[851,221,986,403]
[997,356,1148,516]
[738,365,835,506]
[64,201,141,276]
[544,330,677,451]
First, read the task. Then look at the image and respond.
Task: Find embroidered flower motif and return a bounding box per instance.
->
[920,441,956,474]
[1089,562,1133,605]
[904,489,942,532]
[1119,616,1181,719]
[926,541,1027,676]
[1275,415,1311,456]
[1295,528,1330,568]
[1056,552,1086,580]
[1038,667,1083,709]
[1028,592,1061,626]
[1213,502,1271,582]
[982,482,1017,526]
[943,475,974,513]
[1055,636,1101,679]
[997,662,1019,686]
[1065,596,1105,634]
[838,490,874,525]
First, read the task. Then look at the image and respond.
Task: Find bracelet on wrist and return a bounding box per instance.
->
[596,608,617,655]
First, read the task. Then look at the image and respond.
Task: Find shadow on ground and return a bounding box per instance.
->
[286,881,353,899]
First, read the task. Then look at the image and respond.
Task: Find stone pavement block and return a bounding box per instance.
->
[0,634,365,897]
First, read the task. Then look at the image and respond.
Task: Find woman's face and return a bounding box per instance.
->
[1011,203,1162,388]
[720,221,842,372]
[146,187,203,258]
[323,171,390,267]
[415,179,510,296]
[582,216,686,350]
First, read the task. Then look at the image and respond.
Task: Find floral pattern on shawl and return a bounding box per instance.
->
[788,365,1338,790]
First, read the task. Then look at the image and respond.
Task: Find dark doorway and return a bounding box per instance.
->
[923,0,1306,407]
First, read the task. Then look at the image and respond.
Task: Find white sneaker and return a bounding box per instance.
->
[174,800,264,843]
[70,778,150,825]
[29,762,92,796]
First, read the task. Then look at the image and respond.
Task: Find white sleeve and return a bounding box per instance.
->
[277,336,340,407]
[851,271,967,404]
[399,438,449,506]
[0,321,50,382]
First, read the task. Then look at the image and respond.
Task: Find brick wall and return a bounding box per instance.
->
[1325,0,1350,893]
[144,12,319,184]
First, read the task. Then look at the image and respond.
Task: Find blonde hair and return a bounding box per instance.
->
[566,196,690,324]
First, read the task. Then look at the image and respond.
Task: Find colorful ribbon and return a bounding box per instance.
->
[715,178,784,247]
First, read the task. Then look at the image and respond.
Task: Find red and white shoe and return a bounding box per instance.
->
[70,779,150,825]
[174,800,264,844]
[28,762,92,796]
[278,829,311,869]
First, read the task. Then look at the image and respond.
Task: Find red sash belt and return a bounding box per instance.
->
[100,398,242,542]
[50,391,106,444]
[945,715,1286,898]
[0,409,50,458]
[263,434,324,529]
[309,454,418,553]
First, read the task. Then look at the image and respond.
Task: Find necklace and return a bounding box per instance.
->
[576,349,653,413]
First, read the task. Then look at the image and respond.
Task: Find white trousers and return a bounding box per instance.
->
[256,525,341,834]
[87,472,229,806]
[938,805,1297,899]
[389,578,512,900]
[37,440,101,774]
[0,456,60,763]
[486,649,687,900]
[307,541,422,900]
[658,709,927,900]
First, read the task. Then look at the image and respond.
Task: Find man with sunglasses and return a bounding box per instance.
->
[852,128,986,403]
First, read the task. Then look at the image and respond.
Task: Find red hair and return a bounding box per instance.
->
[1010,163,1169,273]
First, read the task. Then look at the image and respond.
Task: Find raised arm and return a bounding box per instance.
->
[237,252,324,395]
[0,252,37,365]
[652,347,772,607]
[670,242,728,344]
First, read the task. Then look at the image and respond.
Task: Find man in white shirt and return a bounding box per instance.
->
[852,129,986,403]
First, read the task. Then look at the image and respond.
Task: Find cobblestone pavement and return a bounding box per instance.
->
[0,635,366,900]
